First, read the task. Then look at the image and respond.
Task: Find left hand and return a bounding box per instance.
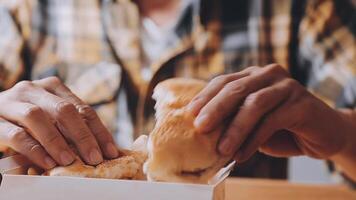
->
[187,64,353,162]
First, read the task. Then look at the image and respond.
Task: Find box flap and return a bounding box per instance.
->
[209,161,236,185]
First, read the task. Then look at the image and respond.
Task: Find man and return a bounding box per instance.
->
[0,0,355,183]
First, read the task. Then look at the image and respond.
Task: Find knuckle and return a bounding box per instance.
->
[224,81,247,96]
[266,64,290,77]
[9,128,31,147]
[244,93,265,110]
[22,106,43,120]
[7,127,46,157]
[10,127,38,154]
[246,66,260,73]
[77,105,97,121]
[284,78,299,89]
[43,133,62,146]
[55,101,76,115]
[265,64,284,75]
[28,144,44,155]
[44,76,62,86]
[268,63,282,71]
[13,81,34,92]
[211,75,230,85]
[187,96,207,116]
[75,131,95,145]
[190,95,203,104]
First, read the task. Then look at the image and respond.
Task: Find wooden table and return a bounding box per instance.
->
[225,178,356,200]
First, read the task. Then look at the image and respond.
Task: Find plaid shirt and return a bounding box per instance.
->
[0,0,355,180]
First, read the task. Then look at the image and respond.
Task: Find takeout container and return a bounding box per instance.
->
[0,156,234,200]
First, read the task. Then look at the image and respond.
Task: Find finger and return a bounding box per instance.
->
[0,118,57,169]
[187,70,253,116]
[0,102,75,166]
[258,130,303,157]
[76,104,118,159]
[236,101,296,162]
[34,77,117,159]
[195,70,278,134]
[218,79,291,155]
[22,89,105,165]
[27,167,43,175]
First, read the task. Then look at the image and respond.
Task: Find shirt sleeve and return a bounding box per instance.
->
[0,2,30,90]
[298,0,356,109]
[0,2,35,158]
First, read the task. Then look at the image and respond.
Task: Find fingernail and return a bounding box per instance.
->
[194,114,209,132]
[44,156,56,168]
[106,143,118,158]
[60,151,74,165]
[89,148,103,164]
[219,139,233,155]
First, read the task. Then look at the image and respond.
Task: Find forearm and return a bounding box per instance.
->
[330,109,356,181]
[0,5,25,89]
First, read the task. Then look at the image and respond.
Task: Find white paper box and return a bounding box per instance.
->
[0,162,234,200]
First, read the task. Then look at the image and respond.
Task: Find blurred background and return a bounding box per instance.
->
[0,0,355,186]
[289,157,334,184]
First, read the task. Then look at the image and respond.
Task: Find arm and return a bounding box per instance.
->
[299,0,356,181]
[330,109,356,181]
[187,0,356,182]
[187,64,356,182]
[0,77,119,168]
[0,2,118,168]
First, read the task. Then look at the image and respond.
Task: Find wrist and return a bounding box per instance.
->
[329,109,356,181]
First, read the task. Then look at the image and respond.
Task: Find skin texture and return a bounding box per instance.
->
[0,77,118,169]
[187,64,356,181]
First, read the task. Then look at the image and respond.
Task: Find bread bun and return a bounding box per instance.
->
[144,78,233,183]
[45,77,233,184]
[45,136,148,180]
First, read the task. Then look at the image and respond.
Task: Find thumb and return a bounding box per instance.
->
[259,130,303,157]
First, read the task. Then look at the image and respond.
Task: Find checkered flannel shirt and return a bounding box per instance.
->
[0,0,355,183]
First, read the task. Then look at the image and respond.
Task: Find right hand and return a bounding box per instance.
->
[0,77,118,169]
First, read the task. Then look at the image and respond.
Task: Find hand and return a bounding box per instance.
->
[0,77,118,169]
[188,64,353,162]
